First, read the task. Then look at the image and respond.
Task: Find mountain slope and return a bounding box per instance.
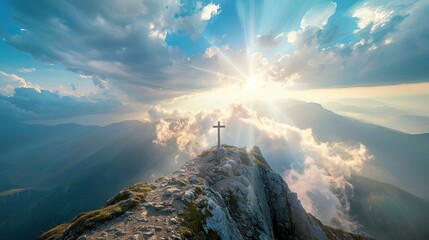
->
[250,100,429,200]
[0,120,184,240]
[41,145,372,240]
[349,175,429,240]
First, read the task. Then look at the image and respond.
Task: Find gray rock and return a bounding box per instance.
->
[181,190,195,203]
[188,175,199,184]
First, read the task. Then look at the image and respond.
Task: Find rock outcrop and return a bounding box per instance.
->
[41,145,372,240]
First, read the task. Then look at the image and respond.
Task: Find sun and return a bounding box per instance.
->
[246,76,259,90]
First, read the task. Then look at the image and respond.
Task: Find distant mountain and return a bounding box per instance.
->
[0,119,184,240]
[349,175,429,240]
[324,101,429,134]
[250,100,429,200]
[386,115,429,134]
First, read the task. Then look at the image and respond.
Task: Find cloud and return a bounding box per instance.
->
[4,0,221,101]
[149,104,372,230]
[256,32,285,48]
[70,83,77,91]
[201,3,221,21]
[352,1,413,34]
[174,2,221,39]
[265,0,429,87]
[301,1,337,29]
[3,0,428,101]
[18,67,36,73]
[0,71,40,96]
[92,75,108,89]
[0,87,128,120]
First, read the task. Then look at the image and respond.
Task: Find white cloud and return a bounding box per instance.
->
[301,1,337,29]
[149,104,372,230]
[256,32,285,48]
[352,1,415,33]
[6,0,222,102]
[0,71,41,96]
[201,3,221,21]
[79,74,92,79]
[18,68,36,73]
[353,4,395,33]
[287,31,297,43]
[92,76,109,89]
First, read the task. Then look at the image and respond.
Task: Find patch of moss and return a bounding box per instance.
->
[106,183,153,206]
[39,223,70,240]
[228,194,240,209]
[180,200,220,240]
[252,155,271,170]
[239,151,251,164]
[41,197,139,240]
[200,150,211,158]
[195,185,203,193]
[129,183,155,191]
[172,179,188,187]
[178,226,193,237]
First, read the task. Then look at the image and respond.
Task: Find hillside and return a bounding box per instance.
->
[349,175,429,240]
[250,100,429,200]
[41,145,372,240]
[0,120,184,240]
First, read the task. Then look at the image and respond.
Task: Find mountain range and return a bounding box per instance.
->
[1,101,428,239]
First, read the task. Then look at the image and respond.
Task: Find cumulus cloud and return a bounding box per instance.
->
[256,32,285,49]
[3,0,428,101]
[352,1,413,34]
[264,0,429,87]
[301,1,337,29]
[0,87,128,120]
[201,3,221,21]
[0,71,40,96]
[4,0,221,101]
[149,104,372,230]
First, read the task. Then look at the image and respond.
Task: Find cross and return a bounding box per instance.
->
[213,121,225,149]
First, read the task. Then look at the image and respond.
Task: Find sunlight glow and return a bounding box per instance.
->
[246,76,259,90]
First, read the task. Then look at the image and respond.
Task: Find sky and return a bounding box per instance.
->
[1,0,429,127]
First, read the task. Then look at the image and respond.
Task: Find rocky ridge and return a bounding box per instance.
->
[41,145,372,240]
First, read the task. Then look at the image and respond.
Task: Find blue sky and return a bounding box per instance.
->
[0,0,428,123]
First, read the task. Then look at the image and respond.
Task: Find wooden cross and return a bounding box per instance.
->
[213,121,225,149]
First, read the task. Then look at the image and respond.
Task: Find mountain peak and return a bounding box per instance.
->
[41,145,372,240]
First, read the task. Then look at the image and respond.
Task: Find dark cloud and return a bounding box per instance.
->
[4,0,221,101]
[6,0,171,83]
[0,88,128,120]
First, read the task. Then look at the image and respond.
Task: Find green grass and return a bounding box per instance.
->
[252,154,271,170]
[40,183,145,240]
[66,197,139,239]
[39,223,70,240]
[179,200,220,240]
[106,183,154,206]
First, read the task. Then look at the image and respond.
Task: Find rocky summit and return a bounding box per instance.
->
[40,145,372,240]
